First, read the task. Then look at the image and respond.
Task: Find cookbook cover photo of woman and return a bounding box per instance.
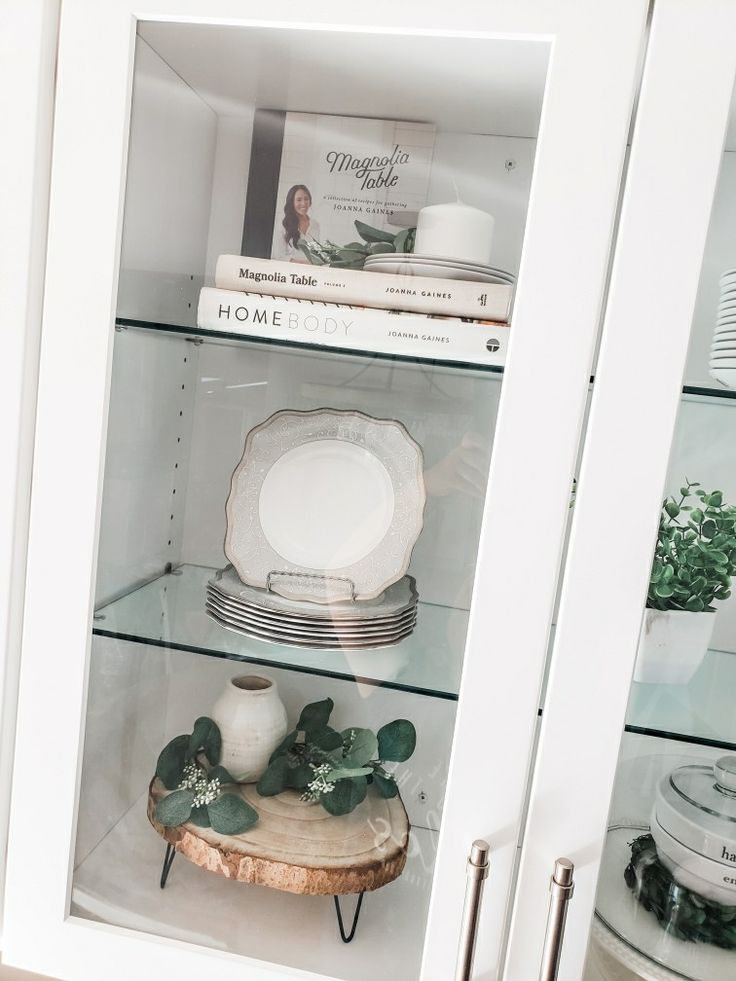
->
[276,184,321,262]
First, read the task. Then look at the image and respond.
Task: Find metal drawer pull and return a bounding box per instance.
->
[539,858,575,981]
[454,839,490,981]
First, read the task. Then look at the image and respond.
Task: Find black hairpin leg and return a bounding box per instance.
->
[160,843,176,889]
[333,892,365,943]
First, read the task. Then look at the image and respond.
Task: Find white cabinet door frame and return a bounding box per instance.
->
[503,2,736,978]
[0,0,59,943]
[3,2,646,979]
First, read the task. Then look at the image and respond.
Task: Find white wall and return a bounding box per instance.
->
[96,37,221,603]
[116,38,216,327]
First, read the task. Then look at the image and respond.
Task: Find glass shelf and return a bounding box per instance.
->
[117,318,736,401]
[625,647,736,750]
[93,565,467,700]
[116,317,505,377]
[682,383,736,404]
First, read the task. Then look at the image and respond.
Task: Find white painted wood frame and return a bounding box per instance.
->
[503,1,736,978]
[2,2,646,979]
[0,0,59,944]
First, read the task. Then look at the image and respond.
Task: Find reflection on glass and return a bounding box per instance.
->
[585,82,736,981]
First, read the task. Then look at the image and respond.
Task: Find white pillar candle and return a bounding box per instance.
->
[414,201,495,265]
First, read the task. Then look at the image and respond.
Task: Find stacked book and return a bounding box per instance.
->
[197,255,513,367]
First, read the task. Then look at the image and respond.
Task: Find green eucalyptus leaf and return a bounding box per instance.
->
[207,793,259,835]
[354,220,395,244]
[377,719,417,762]
[298,698,334,734]
[321,776,368,816]
[685,596,706,612]
[208,765,236,785]
[368,241,395,254]
[299,242,324,264]
[341,728,379,767]
[269,730,297,763]
[664,501,680,518]
[189,804,212,828]
[189,717,221,766]
[327,766,374,781]
[310,726,343,751]
[155,789,194,827]
[708,550,729,565]
[287,762,314,791]
[373,772,399,798]
[257,756,290,796]
[155,734,190,790]
[654,582,675,599]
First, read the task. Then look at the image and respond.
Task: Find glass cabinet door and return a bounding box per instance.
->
[2,3,647,980]
[504,2,736,979]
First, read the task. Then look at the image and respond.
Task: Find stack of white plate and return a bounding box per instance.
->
[207,408,427,651]
[207,567,418,650]
[363,252,515,285]
[710,268,736,387]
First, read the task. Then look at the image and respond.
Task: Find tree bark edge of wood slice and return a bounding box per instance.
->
[148,778,409,896]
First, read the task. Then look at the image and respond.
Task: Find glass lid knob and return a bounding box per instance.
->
[714,755,736,794]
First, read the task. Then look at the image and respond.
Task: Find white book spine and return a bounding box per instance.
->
[215,254,512,322]
[197,288,509,367]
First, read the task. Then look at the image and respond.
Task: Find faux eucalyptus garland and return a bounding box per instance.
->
[154,717,258,835]
[153,700,417,831]
[257,697,416,816]
[298,219,415,270]
[648,480,736,613]
[626,833,736,949]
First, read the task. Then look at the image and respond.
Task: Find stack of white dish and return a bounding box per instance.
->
[207,567,418,649]
[709,268,736,387]
[363,252,515,286]
[207,408,426,651]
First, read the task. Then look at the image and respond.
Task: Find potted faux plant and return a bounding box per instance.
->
[635,480,736,684]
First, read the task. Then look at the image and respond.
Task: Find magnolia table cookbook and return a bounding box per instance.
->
[242,110,436,261]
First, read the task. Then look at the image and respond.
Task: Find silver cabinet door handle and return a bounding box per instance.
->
[539,858,575,981]
[454,839,490,981]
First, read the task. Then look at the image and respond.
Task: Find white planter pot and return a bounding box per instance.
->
[211,675,288,783]
[633,608,716,684]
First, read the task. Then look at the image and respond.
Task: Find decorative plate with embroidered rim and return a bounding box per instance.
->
[224,409,426,604]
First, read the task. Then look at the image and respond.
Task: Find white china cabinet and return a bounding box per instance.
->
[1,2,652,980]
[505,2,736,980]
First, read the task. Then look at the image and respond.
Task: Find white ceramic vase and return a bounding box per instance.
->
[633,608,716,684]
[211,675,288,783]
